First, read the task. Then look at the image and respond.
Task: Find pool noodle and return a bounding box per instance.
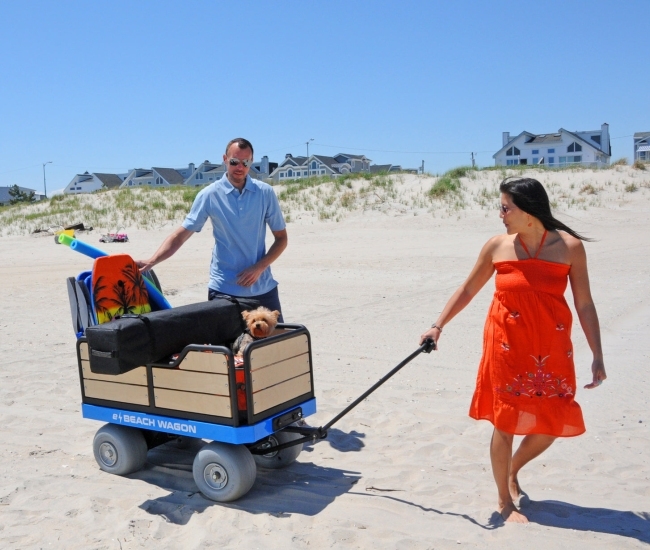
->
[59,234,172,310]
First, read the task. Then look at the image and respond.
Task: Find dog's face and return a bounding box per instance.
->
[242,307,280,338]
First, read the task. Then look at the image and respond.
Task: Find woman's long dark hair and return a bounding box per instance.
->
[499,177,592,242]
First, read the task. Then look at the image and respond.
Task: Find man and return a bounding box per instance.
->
[137,138,288,320]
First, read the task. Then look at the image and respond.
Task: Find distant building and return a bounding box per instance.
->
[63,155,280,193]
[369,164,403,173]
[0,186,44,205]
[269,153,372,182]
[634,132,650,162]
[121,165,194,188]
[184,160,226,187]
[64,172,127,194]
[183,156,276,187]
[494,123,611,168]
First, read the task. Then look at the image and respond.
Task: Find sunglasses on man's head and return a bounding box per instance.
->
[228,158,252,168]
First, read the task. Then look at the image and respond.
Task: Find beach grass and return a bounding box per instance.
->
[2,164,648,236]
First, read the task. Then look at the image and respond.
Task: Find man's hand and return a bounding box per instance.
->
[237,264,265,287]
[136,260,156,273]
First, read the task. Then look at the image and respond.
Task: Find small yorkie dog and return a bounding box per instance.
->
[232,306,280,359]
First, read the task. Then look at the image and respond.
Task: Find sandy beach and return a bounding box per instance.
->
[1,168,649,549]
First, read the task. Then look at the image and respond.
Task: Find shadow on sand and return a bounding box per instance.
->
[133,438,361,525]
[523,499,650,544]
[350,491,650,544]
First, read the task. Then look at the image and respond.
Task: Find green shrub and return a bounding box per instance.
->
[428,166,471,198]
[182,187,202,204]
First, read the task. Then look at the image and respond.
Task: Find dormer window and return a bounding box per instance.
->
[567,142,582,153]
[591,135,601,145]
[506,146,520,156]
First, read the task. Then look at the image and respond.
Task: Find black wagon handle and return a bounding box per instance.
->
[321,338,435,432]
[249,339,436,455]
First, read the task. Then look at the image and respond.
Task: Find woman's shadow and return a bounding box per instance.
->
[513,498,650,544]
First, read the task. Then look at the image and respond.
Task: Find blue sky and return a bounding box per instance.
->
[0,0,647,194]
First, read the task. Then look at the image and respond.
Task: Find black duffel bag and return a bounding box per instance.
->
[85,297,260,375]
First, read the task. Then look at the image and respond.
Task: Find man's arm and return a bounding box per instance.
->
[136,226,194,272]
[236,228,288,287]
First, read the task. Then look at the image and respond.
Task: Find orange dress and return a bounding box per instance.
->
[469,232,586,437]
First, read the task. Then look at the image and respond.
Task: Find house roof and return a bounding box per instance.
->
[370,164,393,173]
[132,170,153,178]
[312,155,339,170]
[94,173,123,188]
[281,156,307,167]
[336,153,367,160]
[204,165,224,174]
[634,132,650,139]
[525,134,563,144]
[153,167,185,185]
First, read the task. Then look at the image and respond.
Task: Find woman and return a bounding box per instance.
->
[420,177,606,524]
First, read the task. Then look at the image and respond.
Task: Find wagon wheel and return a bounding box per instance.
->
[93,424,148,476]
[192,442,256,502]
[252,429,303,469]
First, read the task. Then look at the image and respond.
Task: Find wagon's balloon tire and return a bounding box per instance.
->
[253,430,303,470]
[192,442,256,502]
[92,424,148,476]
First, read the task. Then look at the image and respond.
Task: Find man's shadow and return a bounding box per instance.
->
[133,434,364,525]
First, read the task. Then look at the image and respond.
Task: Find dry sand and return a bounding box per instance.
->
[1,168,649,549]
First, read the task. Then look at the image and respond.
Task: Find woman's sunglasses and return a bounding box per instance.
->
[227,158,252,168]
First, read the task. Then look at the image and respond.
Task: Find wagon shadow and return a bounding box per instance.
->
[135,439,361,524]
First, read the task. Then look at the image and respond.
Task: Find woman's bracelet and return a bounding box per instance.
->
[431,324,443,332]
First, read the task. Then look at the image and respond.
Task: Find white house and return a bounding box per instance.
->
[494,123,611,168]
[634,132,650,162]
[64,172,127,194]
[269,153,372,183]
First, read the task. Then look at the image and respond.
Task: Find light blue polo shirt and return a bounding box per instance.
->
[182,174,286,297]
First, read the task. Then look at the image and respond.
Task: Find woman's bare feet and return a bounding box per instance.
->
[499,501,529,523]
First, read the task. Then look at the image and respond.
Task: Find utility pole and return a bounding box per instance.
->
[421,160,425,174]
[306,138,314,178]
[471,152,475,168]
[42,161,52,198]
